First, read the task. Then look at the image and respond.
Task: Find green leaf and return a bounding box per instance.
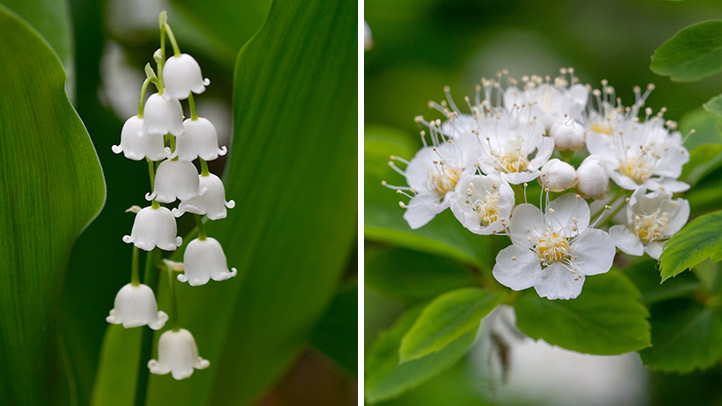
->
[365,307,476,404]
[0,5,105,405]
[640,298,722,373]
[703,94,722,117]
[681,144,722,186]
[308,282,358,376]
[650,20,722,82]
[399,288,502,362]
[513,271,651,355]
[364,125,493,269]
[623,261,700,305]
[659,211,722,282]
[91,326,142,406]
[365,246,477,300]
[679,108,722,150]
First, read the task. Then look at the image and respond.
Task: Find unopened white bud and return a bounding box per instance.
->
[550,120,585,151]
[576,155,609,199]
[539,159,576,192]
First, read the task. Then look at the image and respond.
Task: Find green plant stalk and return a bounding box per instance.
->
[137,77,152,118]
[164,23,182,57]
[200,158,209,177]
[167,265,181,331]
[195,214,207,240]
[130,246,140,286]
[188,93,198,120]
[598,191,630,229]
[134,249,159,406]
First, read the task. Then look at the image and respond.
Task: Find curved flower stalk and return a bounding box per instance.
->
[609,188,689,259]
[148,328,210,380]
[178,237,237,286]
[493,194,616,300]
[106,283,168,329]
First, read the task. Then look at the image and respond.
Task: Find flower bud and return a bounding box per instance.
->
[106,283,168,329]
[123,206,182,251]
[539,158,577,192]
[142,93,184,136]
[576,155,609,199]
[148,328,210,380]
[171,118,227,162]
[112,116,168,161]
[550,120,585,151]
[163,54,209,100]
[146,159,203,203]
[173,173,235,220]
[178,237,237,286]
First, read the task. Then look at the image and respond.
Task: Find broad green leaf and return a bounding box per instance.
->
[650,20,722,82]
[365,306,476,404]
[703,94,722,116]
[365,246,477,299]
[91,326,141,406]
[640,298,722,373]
[681,144,722,185]
[365,125,493,269]
[623,261,700,305]
[513,271,651,355]
[308,282,358,376]
[0,5,105,405]
[400,288,503,362]
[679,108,722,150]
[659,211,722,282]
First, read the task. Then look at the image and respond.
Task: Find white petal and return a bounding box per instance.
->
[645,178,690,193]
[172,118,226,162]
[533,262,585,300]
[644,241,664,260]
[403,193,446,229]
[492,245,540,291]
[163,54,209,100]
[547,194,590,236]
[571,229,616,275]
[509,204,545,249]
[179,237,237,286]
[174,173,233,220]
[609,225,644,256]
[665,198,689,235]
[146,160,201,203]
[124,206,181,251]
[142,93,184,136]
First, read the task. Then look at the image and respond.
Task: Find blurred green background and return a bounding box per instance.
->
[365,0,721,405]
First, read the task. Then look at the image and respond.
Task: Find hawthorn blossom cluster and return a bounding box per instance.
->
[107,12,235,380]
[386,69,691,300]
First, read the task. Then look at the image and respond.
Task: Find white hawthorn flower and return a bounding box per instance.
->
[450,173,514,235]
[142,93,184,136]
[163,54,210,100]
[575,155,610,200]
[112,116,168,161]
[172,173,235,220]
[178,237,237,286]
[146,159,204,203]
[123,206,182,251]
[609,188,689,260]
[539,159,577,192]
[106,283,168,329]
[170,118,227,162]
[493,194,616,300]
[148,328,210,380]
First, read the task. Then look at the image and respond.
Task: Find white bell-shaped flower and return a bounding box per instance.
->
[163,53,210,100]
[549,120,585,151]
[142,93,184,136]
[539,159,577,192]
[172,173,235,220]
[106,283,168,329]
[148,328,210,380]
[123,206,182,251]
[112,116,168,161]
[576,155,610,200]
[146,159,204,203]
[170,118,227,162]
[178,237,237,286]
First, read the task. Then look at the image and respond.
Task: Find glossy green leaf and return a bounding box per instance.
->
[623,261,700,305]
[365,125,493,269]
[650,20,722,82]
[365,246,477,300]
[513,271,651,355]
[308,282,358,376]
[365,306,476,404]
[659,211,722,282]
[703,94,722,117]
[640,298,722,373]
[400,288,502,362]
[0,5,105,404]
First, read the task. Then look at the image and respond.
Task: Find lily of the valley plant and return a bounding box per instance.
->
[108,11,236,380]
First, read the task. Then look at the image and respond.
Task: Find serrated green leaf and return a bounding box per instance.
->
[364,126,493,269]
[0,5,105,404]
[365,306,476,404]
[703,94,722,116]
[513,271,651,355]
[399,288,502,362]
[659,211,722,282]
[640,298,722,373]
[650,20,722,82]
[308,282,358,376]
[365,247,477,300]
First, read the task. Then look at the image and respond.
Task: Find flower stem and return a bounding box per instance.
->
[200,158,209,177]
[166,264,180,331]
[137,77,152,118]
[134,248,159,406]
[188,93,198,120]
[146,158,155,192]
[195,214,207,240]
[163,23,182,57]
[130,246,140,286]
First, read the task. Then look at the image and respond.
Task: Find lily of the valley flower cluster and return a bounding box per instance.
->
[386,69,691,300]
[107,12,235,380]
